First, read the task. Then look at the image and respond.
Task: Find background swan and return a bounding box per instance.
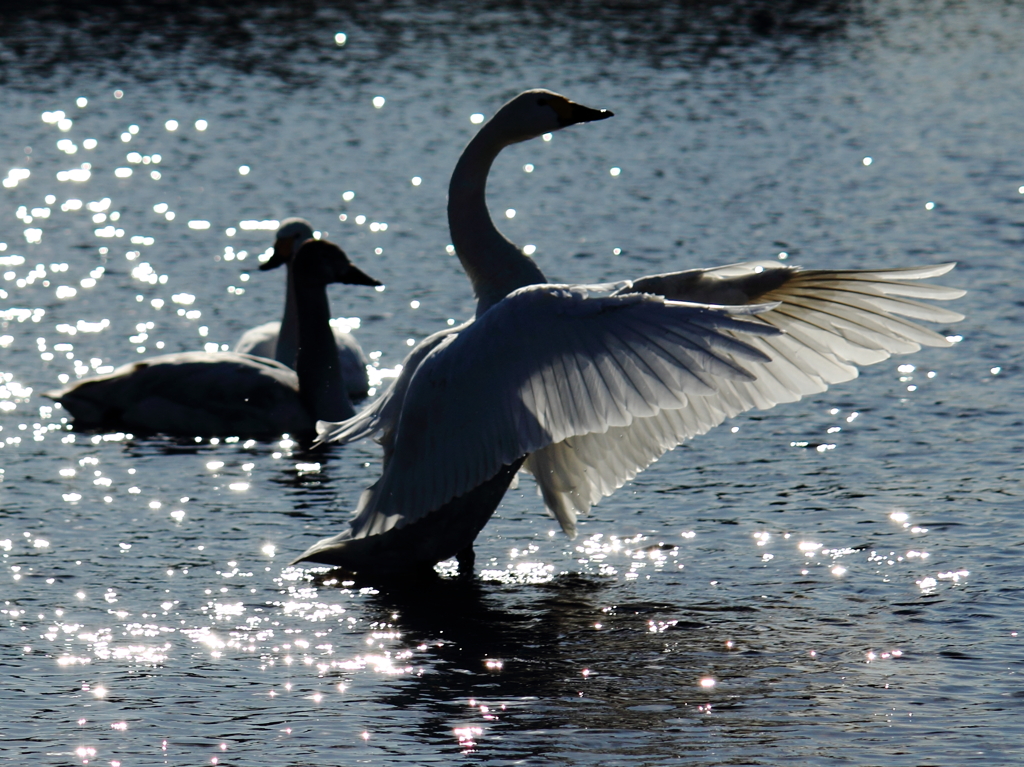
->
[47,240,381,438]
[293,90,964,576]
[234,218,373,400]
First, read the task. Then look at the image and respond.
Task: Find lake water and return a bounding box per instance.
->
[1,1,1022,764]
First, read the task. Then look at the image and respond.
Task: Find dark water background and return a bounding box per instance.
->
[1,1,1022,764]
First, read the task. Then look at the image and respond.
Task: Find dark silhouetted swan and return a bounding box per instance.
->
[235,218,373,399]
[48,240,380,438]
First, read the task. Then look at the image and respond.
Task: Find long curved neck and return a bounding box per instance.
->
[275,260,300,367]
[448,120,547,317]
[293,274,355,422]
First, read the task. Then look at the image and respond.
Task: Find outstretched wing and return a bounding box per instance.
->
[341,284,780,540]
[316,324,466,454]
[527,262,965,535]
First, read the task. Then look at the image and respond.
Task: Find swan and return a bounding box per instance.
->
[291,89,964,576]
[234,218,373,400]
[46,239,381,438]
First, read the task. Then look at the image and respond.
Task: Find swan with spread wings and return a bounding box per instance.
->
[292,90,964,576]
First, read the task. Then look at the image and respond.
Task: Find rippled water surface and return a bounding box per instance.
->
[2,1,1023,764]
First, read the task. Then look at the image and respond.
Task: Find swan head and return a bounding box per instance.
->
[261,217,315,271]
[490,89,613,145]
[291,239,382,287]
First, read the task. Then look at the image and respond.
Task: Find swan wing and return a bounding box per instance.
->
[621,261,963,337]
[340,284,780,539]
[530,263,965,535]
[316,324,468,449]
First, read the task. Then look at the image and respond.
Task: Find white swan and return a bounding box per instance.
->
[292,90,964,575]
[47,240,381,438]
[234,218,373,399]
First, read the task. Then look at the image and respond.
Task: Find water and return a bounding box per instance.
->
[2,1,1023,763]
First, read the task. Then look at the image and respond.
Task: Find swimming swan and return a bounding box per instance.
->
[292,90,964,575]
[234,218,373,399]
[47,240,381,438]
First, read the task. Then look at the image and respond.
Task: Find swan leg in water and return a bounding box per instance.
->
[292,90,964,578]
[294,459,526,575]
[234,218,374,400]
[455,544,477,576]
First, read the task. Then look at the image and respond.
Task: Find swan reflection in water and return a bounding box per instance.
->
[291,90,964,577]
[306,567,822,758]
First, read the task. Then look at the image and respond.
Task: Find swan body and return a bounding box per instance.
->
[293,90,964,575]
[234,218,372,399]
[48,240,380,438]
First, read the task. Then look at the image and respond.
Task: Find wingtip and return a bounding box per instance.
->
[889,262,960,280]
[287,543,325,568]
[314,419,337,446]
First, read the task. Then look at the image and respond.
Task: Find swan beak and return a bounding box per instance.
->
[341,263,383,287]
[561,102,614,127]
[260,237,292,271]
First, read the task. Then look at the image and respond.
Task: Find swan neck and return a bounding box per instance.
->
[275,261,300,367]
[448,121,546,316]
[293,276,355,422]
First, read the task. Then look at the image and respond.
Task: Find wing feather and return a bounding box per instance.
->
[316,324,463,448]
[321,264,961,544]
[526,263,964,534]
[338,285,779,539]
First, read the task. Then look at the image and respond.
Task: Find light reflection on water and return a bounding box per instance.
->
[2,1,1024,764]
